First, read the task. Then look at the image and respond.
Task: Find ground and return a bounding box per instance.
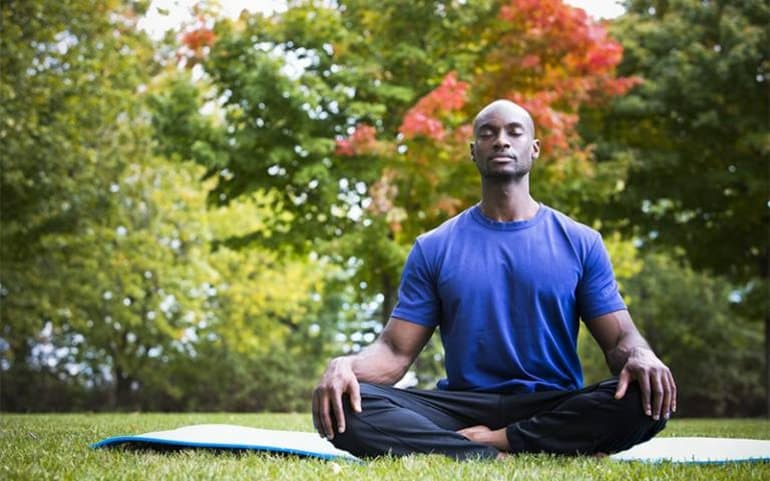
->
[1,413,769,480]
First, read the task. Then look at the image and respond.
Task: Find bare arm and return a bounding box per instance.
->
[312,318,434,439]
[585,309,677,420]
[348,318,434,384]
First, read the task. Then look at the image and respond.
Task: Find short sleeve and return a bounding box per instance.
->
[577,234,627,321]
[391,241,441,327]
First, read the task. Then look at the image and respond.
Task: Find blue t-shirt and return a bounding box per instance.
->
[391,204,626,394]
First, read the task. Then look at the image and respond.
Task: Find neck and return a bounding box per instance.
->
[479,175,539,222]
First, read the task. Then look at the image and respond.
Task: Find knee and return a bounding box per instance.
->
[595,380,667,452]
[327,383,386,455]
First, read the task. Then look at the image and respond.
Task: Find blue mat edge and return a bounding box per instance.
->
[614,456,770,465]
[91,435,770,464]
[90,436,360,462]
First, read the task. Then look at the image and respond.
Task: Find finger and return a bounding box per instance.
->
[638,371,652,417]
[332,388,347,434]
[660,372,672,419]
[319,390,335,440]
[349,378,362,413]
[651,372,664,420]
[614,368,630,399]
[668,370,678,414]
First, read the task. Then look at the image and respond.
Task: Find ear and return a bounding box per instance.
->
[469,142,476,163]
[531,139,541,160]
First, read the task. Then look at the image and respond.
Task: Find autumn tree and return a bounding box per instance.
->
[145,0,651,391]
[159,0,636,315]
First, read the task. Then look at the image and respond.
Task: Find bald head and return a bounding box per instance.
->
[473,99,535,137]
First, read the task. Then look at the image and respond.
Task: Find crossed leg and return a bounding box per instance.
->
[328,378,666,460]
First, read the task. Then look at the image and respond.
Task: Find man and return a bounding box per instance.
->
[312,99,676,460]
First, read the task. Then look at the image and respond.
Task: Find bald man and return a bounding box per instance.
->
[312,100,675,460]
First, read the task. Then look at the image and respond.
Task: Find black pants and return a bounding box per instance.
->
[329,378,667,460]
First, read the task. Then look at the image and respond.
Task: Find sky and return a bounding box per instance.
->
[139,0,626,40]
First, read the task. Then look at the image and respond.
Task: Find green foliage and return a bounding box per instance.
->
[3,0,765,415]
[3,414,770,480]
[580,0,770,412]
[148,1,502,329]
[0,0,153,360]
[0,0,153,256]
[1,156,336,411]
[585,0,769,294]
[153,0,637,325]
[1,0,342,412]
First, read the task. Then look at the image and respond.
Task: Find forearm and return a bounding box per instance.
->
[338,339,412,385]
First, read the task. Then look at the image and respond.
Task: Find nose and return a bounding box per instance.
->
[493,131,510,150]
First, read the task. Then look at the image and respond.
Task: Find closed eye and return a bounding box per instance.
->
[478,129,494,138]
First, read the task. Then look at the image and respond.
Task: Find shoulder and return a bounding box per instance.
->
[408,207,475,267]
[415,206,474,246]
[541,205,601,243]
[539,205,604,264]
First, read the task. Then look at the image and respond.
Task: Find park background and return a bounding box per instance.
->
[1,0,768,419]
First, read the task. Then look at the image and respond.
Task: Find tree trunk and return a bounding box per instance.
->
[114,366,133,410]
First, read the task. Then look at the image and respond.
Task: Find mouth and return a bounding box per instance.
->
[490,155,516,162]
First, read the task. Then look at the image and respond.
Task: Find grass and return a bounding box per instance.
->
[1,413,769,480]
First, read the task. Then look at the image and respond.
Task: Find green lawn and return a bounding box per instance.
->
[1,413,768,480]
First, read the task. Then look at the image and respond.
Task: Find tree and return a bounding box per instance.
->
[0,1,338,411]
[0,0,156,403]
[582,0,770,412]
[157,0,636,314]
[1,151,337,411]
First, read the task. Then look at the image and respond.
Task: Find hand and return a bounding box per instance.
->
[312,357,362,440]
[457,425,510,452]
[614,347,677,421]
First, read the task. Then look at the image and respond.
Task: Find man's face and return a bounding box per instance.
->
[470,102,540,180]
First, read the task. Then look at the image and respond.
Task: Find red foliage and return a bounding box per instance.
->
[476,0,638,155]
[177,16,216,68]
[181,27,216,53]
[335,123,379,156]
[399,72,470,140]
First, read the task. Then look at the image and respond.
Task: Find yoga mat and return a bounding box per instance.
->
[93,424,770,463]
[610,436,770,463]
[91,424,360,462]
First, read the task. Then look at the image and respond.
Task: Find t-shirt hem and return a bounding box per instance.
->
[582,304,628,322]
[390,309,438,328]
